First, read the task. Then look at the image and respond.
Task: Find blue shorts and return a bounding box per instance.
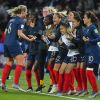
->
[77,55,86,62]
[27,53,37,62]
[0,43,4,53]
[63,55,79,64]
[55,49,67,64]
[4,44,22,58]
[47,51,58,61]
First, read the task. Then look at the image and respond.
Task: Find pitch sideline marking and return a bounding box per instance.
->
[8,87,86,100]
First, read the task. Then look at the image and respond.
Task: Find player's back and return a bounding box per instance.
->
[4,16,24,45]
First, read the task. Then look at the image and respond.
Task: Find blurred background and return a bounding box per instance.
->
[0,0,100,78]
[0,0,100,35]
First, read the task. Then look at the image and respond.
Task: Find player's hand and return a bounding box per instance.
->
[28,35,33,38]
[48,34,55,39]
[58,39,63,45]
[28,35,36,39]
[83,36,90,42]
[42,35,46,41]
[28,35,37,42]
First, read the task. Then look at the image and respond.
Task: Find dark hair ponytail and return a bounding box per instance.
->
[85,11,98,24]
[85,11,100,33]
[73,12,83,24]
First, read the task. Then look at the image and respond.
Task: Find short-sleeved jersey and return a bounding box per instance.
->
[4,16,25,45]
[83,24,100,64]
[25,24,39,55]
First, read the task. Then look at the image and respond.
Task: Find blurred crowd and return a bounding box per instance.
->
[0,0,100,69]
[0,0,100,36]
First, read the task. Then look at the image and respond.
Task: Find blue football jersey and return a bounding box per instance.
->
[4,16,25,45]
[83,24,100,64]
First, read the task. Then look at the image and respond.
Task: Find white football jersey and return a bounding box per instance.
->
[61,34,79,56]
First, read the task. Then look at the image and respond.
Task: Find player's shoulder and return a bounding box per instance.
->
[89,24,97,30]
[89,24,99,34]
[15,16,24,24]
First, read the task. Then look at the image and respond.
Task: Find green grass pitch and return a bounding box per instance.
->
[0,69,100,100]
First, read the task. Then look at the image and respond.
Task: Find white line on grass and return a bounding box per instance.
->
[35,92,86,100]
[8,87,86,100]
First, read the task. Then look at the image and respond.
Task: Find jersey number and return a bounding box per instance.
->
[7,23,12,34]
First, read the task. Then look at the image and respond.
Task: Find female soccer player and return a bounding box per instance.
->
[25,13,39,92]
[56,17,79,96]
[83,11,100,98]
[1,5,35,92]
[71,12,88,96]
[67,11,83,93]
[47,12,66,93]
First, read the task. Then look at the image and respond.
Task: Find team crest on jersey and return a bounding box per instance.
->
[94,29,99,34]
[21,24,24,29]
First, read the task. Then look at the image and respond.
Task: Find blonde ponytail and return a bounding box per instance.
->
[7,5,27,16]
[7,7,18,16]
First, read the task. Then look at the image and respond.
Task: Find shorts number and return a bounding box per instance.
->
[88,56,94,63]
